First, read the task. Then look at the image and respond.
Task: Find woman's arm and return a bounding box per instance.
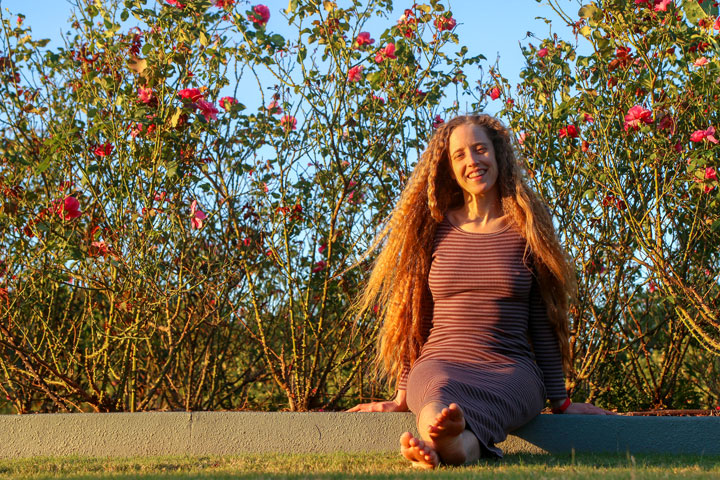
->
[527,276,567,400]
[346,389,408,412]
[530,276,616,415]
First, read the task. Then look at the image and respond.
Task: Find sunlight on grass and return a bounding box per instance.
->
[0,452,719,479]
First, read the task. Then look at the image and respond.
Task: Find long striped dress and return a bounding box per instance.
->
[398,216,567,457]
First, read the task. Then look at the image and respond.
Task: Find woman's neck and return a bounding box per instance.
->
[458,193,502,221]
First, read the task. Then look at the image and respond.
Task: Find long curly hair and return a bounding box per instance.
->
[354,114,577,387]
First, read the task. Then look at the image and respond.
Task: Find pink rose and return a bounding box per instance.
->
[90,240,110,257]
[375,43,397,63]
[538,48,549,58]
[434,15,456,31]
[58,196,82,220]
[583,113,595,123]
[138,87,154,104]
[489,87,500,100]
[267,100,282,114]
[657,115,675,133]
[312,260,327,273]
[693,57,708,67]
[348,65,364,82]
[705,167,717,181]
[178,88,203,102]
[280,115,297,131]
[355,32,375,48]
[129,123,143,138]
[93,143,114,157]
[248,4,270,26]
[190,200,207,229]
[196,100,219,121]
[690,127,718,144]
[653,0,672,11]
[432,115,444,129]
[166,0,186,8]
[623,105,652,131]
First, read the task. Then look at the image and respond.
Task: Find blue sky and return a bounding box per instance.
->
[1,0,581,115]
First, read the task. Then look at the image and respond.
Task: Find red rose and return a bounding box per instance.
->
[347,65,364,82]
[355,32,375,48]
[280,115,297,131]
[623,105,652,131]
[248,4,270,26]
[178,88,203,102]
[93,143,114,157]
[58,196,82,220]
[434,15,456,31]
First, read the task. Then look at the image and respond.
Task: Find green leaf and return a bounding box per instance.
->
[120,9,129,22]
[578,3,601,21]
[35,157,51,174]
[286,0,298,14]
[682,0,706,24]
[270,34,285,47]
[199,31,209,47]
[171,108,182,127]
[142,43,152,55]
[166,161,178,178]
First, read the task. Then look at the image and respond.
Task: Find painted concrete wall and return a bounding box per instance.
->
[0,412,718,458]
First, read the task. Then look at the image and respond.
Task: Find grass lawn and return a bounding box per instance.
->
[0,452,719,479]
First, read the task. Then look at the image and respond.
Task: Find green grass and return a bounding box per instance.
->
[0,452,719,479]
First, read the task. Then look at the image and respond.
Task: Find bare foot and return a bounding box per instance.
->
[427,403,468,465]
[400,431,439,469]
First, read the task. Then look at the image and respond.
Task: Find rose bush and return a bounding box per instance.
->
[496,0,719,410]
[0,0,482,412]
[3,0,716,414]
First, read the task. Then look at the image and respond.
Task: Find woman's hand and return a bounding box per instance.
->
[564,402,617,415]
[346,390,409,412]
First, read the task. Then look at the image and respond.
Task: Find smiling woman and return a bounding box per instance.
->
[445,124,502,233]
[348,114,614,469]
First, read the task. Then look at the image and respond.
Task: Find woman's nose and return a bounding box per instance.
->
[468,152,482,164]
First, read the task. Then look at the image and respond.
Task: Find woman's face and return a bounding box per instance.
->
[447,124,499,201]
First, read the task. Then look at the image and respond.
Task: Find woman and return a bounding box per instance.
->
[348,115,612,469]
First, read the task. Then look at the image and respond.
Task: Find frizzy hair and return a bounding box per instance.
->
[354,114,576,387]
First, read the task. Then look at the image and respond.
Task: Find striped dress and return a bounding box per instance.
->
[398,216,566,457]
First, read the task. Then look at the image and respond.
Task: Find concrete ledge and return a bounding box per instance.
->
[0,412,718,458]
